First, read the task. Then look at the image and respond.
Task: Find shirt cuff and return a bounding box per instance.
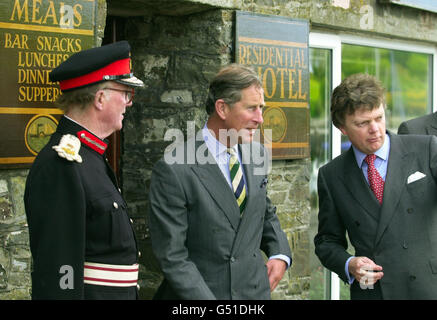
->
[345,256,355,284]
[269,254,291,269]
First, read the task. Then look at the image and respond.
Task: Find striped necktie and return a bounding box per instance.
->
[227,148,247,216]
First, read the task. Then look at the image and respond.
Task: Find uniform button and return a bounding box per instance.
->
[118,188,122,193]
[137,284,140,290]
[113,202,119,209]
[409,275,416,281]
[402,241,408,249]
[230,257,235,262]
[407,208,414,214]
[130,218,134,223]
[138,251,141,258]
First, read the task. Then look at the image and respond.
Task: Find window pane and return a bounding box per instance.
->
[309,47,332,300]
[342,44,432,132]
[341,45,432,154]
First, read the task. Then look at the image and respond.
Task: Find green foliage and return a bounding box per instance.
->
[342,44,431,130]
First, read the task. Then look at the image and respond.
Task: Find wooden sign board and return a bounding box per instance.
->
[236,11,310,159]
[0,0,96,168]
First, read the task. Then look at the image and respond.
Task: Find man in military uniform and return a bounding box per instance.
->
[24,41,144,299]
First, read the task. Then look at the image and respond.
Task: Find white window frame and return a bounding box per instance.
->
[309,32,437,300]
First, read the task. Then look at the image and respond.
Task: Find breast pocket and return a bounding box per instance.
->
[88,194,130,250]
[406,176,429,199]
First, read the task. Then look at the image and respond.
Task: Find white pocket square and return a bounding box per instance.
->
[407,171,426,184]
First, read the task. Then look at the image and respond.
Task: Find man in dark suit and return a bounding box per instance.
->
[149,64,292,300]
[24,41,143,299]
[314,73,437,299]
[398,112,437,135]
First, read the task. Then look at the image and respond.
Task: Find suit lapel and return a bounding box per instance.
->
[341,148,381,222]
[190,139,241,231]
[374,133,413,246]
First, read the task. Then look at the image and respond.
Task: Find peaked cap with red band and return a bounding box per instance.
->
[49,41,144,92]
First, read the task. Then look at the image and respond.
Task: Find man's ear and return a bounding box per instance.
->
[94,89,105,111]
[339,126,347,136]
[215,99,228,120]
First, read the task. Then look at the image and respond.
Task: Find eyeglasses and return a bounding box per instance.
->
[102,87,135,103]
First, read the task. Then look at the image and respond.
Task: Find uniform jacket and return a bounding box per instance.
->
[398,112,437,135]
[149,135,292,300]
[314,132,437,299]
[24,116,138,299]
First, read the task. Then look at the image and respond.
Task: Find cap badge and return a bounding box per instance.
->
[52,134,83,163]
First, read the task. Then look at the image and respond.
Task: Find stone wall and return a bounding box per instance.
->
[0,170,30,299]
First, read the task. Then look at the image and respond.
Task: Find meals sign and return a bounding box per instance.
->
[236,11,310,160]
[0,0,96,168]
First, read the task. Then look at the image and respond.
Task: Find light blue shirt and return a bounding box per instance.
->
[202,125,245,188]
[202,124,291,268]
[345,133,390,283]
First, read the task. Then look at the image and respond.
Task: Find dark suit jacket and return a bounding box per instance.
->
[149,135,292,300]
[398,112,437,136]
[314,132,437,299]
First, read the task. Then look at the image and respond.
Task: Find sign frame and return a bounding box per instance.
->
[235,11,310,160]
[0,0,97,168]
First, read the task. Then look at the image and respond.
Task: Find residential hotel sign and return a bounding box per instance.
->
[236,11,309,160]
[0,0,96,168]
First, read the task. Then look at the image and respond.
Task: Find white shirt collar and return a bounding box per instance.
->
[202,123,238,158]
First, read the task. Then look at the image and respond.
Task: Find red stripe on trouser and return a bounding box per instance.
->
[84,277,137,284]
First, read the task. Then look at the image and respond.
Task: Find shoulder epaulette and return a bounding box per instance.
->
[52,134,83,163]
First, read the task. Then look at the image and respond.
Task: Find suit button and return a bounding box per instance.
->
[113,202,119,209]
[230,257,235,262]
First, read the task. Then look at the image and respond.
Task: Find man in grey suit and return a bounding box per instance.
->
[314,73,437,299]
[398,111,437,135]
[149,64,292,300]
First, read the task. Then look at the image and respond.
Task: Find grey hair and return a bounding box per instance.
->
[205,64,262,115]
[55,82,107,112]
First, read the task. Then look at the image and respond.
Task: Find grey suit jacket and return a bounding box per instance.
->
[314,132,437,299]
[398,112,437,136]
[149,135,291,300]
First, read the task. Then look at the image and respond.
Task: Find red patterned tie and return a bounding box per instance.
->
[364,154,384,205]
